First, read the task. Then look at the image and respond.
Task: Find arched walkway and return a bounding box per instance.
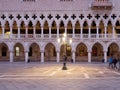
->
[107,43,119,58]
[91,43,103,62]
[76,43,87,62]
[13,43,25,62]
[60,44,72,62]
[44,43,56,62]
[0,43,9,62]
[29,43,40,62]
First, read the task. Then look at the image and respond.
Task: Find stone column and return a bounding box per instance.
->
[72,26,75,38]
[10,26,13,38]
[2,27,5,38]
[10,51,14,62]
[41,51,44,63]
[49,26,51,38]
[104,26,107,38]
[33,26,36,38]
[88,51,91,63]
[104,51,107,63]
[88,26,91,38]
[80,26,83,39]
[18,26,20,38]
[25,51,28,63]
[25,26,28,38]
[96,26,99,38]
[56,51,60,63]
[72,51,75,63]
[57,26,59,38]
[65,26,67,34]
[112,26,115,38]
[41,26,44,38]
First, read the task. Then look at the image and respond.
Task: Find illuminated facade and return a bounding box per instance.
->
[0,0,119,63]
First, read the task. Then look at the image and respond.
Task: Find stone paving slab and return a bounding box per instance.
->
[0,63,120,90]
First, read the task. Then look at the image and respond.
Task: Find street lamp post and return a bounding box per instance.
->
[58,33,72,70]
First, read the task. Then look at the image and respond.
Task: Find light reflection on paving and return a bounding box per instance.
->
[0,64,120,79]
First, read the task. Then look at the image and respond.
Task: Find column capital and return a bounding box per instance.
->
[56,50,60,53]
[24,50,29,53]
[40,50,44,53]
[9,50,14,53]
[87,49,92,52]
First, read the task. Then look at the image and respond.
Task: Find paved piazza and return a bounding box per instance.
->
[0,62,120,90]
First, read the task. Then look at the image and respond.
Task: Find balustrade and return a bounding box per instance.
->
[0,34,120,40]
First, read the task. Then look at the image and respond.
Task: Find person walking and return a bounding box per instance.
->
[112,58,118,70]
[108,55,113,69]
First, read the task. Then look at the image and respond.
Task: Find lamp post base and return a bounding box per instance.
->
[62,63,67,70]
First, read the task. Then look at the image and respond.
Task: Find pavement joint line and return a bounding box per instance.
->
[112,71,120,75]
[49,71,56,76]
[99,71,104,74]
[84,73,90,79]
[0,74,49,77]
[49,68,61,76]
[0,77,120,80]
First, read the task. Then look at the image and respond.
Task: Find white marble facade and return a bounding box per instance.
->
[0,0,120,63]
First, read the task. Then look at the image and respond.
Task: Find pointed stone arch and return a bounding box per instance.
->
[107,20,112,37]
[13,43,25,62]
[4,21,10,38]
[0,43,9,62]
[44,43,56,62]
[60,43,72,62]
[75,20,80,34]
[83,20,89,34]
[59,20,65,34]
[29,43,40,62]
[115,20,120,35]
[76,43,87,62]
[99,20,104,35]
[91,20,97,35]
[28,20,33,34]
[107,42,119,56]
[12,21,18,34]
[36,20,41,34]
[43,20,49,34]
[51,20,57,34]
[91,42,103,62]
[20,21,26,34]
[67,21,72,34]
